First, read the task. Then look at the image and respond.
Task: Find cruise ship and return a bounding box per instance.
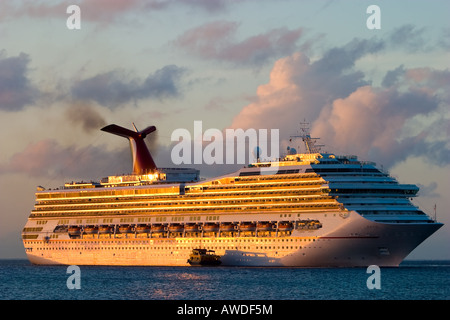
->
[22,123,443,267]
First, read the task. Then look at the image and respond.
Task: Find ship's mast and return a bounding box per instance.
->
[290,121,323,154]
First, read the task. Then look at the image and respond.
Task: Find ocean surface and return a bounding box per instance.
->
[0,259,449,300]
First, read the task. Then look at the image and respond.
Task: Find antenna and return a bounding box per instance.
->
[101,124,157,174]
[289,121,323,154]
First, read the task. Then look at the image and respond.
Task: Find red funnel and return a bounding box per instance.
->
[101,124,157,174]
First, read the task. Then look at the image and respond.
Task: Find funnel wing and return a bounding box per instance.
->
[101,124,139,139]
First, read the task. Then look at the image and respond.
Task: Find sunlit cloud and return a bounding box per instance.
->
[230,36,450,169]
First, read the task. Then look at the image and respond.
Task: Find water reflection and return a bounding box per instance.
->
[161,271,211,281]
[108,267,216,299]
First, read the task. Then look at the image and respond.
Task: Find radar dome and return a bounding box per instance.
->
[253,146,261,159]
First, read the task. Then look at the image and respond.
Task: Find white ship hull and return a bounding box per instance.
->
[24,212,442,267]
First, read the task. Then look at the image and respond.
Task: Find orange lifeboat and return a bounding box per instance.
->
[219,223,236,232]
[118,225,132,234]
[68,226,81,236]
[136,224,150,233]
[168,224,184,233]
[239,222,256,231]
[277,221,293,231]
[151,224,166,233]
[84,225,98,234]
[98,225,112,234]
[203,223,219,232]
[185,223,200,233]
[257,222,273,231]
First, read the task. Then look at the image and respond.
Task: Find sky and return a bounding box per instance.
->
[0,0,449,260]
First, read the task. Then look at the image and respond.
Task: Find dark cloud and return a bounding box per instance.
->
[175,22,446,69]
[172,0,231,13]
[1,0,256,25]
[388,24,428,52]
[70,65,186,108]
[138,65,187,100]
[300,37,385,110]
[71,71,134,107]
[174,21,304,67]
[365,126,449,168]
[382,65,405,87]
[417,182,440,198]
[419,139,450,167]
[0,51,38,112]
[313,38,385,75]
[437,27,450,49]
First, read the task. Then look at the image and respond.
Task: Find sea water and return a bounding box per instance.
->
[0,260,449,300]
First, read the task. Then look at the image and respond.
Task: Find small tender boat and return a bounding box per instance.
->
[187,249,221,266]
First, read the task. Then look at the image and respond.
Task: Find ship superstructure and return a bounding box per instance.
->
[22,123,443,266]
